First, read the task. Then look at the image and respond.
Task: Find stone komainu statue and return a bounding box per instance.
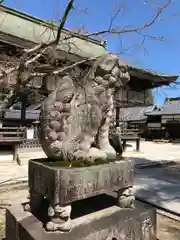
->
[39,53,130,162]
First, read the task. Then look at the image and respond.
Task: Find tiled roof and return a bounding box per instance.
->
[146,101,180,116]
[0,5,107,59]
[0,5,178,86]
[128,66,179,88]
[119,105,156,121]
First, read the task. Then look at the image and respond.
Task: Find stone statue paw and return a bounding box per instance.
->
[101,145,116,161]
[87,147,107,162]
[74,147,107,163]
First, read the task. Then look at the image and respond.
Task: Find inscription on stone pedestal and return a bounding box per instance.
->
[28,158,134,205]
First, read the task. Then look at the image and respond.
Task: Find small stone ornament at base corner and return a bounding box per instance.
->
[46,204,72,232]
[117,187,135,209]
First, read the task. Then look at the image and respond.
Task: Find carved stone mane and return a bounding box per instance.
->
[39,53,130,162]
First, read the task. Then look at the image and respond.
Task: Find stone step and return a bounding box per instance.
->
[0,151,14,164]
[18,147,43,153]
[17,148,47,165]
[134,174,180,216]
[17,152,46,158]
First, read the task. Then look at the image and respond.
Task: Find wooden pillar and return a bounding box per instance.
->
[13,144,18,162]
[122,140,126,151]
[143,90,146,104]
[136,138,140,152]
[20,93,28,126]
[116,107,120,128]
[115,87,124,128]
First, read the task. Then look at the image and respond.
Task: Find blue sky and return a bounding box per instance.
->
[2,0,180,105]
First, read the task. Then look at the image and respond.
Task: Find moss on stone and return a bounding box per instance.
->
[0,220,5,233]
[44,158,110,168]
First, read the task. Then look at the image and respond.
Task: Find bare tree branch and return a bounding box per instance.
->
[23,0,170,58]
[80,0,172,38]
[0,0,75,82]
[0,66,18,80]
[27,57,95,80]
[24,0,74,55]
[55,0,74,44]
[17,0,175,64]
[0,0,178,114]
[0,0,75,115]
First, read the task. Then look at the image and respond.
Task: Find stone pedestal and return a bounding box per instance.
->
[25,158,134,231]
[5,158,157,239]
[28,158,134,204]
[6,201,156,240]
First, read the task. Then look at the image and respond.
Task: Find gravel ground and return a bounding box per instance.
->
[0,185,28,240]
[157,214,180,240]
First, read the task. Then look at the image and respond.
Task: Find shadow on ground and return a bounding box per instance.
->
[133,156,180,214]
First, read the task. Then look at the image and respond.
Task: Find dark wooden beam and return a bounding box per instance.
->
[20,93,28,126]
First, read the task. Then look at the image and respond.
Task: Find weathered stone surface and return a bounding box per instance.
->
[39,53,130,162]
[6,201,156,240]
[6,204,32,240]
[28,158,134,205]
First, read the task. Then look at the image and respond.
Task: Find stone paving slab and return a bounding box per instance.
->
[0,151,13,164]
[124,141,180,162]
[17,147,47,165]
[134,178,180,215]
[134,161,180,216]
